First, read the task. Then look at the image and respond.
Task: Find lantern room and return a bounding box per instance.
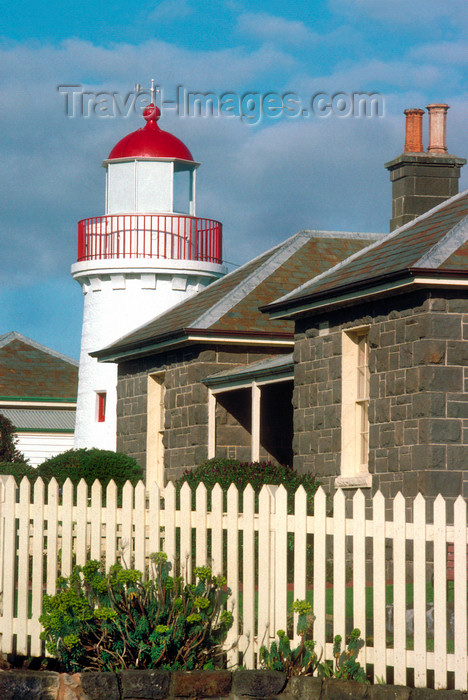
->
[104,103,198,216]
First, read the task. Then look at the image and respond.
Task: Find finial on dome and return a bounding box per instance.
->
[134,79,160,122]
[142,79,161,123]
[108,80,193,160]
[143,103,161,122]
[150,78,157,105]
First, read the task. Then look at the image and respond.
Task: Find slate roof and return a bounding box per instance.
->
[0,408,76,431]
[0,332,79,399]
[266,190,468,315]
[95,230,381,360]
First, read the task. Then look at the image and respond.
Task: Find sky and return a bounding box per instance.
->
[0,0,467,360]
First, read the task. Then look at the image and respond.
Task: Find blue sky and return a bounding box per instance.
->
[1,0,467,359]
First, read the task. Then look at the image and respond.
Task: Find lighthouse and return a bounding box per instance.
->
[72,99,226,450]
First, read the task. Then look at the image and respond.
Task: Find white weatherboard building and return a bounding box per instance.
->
[0,332,78,466]
[72,103,226,449]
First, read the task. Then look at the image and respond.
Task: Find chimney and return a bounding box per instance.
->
[427,103,449,154]
[385,105,465,231]
[404,108,424,152]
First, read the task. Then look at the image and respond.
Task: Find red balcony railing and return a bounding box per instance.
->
[77,214,222,264]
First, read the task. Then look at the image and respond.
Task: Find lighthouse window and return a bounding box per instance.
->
[173,169,191,214]
[97,392,107,422]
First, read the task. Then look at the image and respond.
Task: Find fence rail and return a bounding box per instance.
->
[0,476,466,690]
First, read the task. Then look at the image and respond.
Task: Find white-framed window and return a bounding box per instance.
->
[146,372,166,487]
[337,327,372,488]
[356,332,369,469]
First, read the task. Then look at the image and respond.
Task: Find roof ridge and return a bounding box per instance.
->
[191,231,313,329]
[413,214,468,269]
[0,331,79,366]
[294,230,383,239]
[272,189,468,307]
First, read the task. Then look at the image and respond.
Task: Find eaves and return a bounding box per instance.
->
[93,328,294,363]
[263,269,468,320]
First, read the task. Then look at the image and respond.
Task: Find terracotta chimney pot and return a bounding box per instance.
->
[404,108,424,152]
[427,103,449,153]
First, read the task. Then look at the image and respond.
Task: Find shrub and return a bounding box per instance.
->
[40,553,233,672]
[0,460,37,485]
[36,448,143,489]
[260,603,367,682]
[320,629,367,682]
[176,458,320,513]
[0,414,27,463]
[260,600,320,676]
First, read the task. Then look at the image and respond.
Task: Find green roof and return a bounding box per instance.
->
[267,190,468,315]
[0,332,78,399]
[0,408,76,432]
[95,230,380,361]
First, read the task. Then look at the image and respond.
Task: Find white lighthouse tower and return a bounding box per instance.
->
[72,99,226,450]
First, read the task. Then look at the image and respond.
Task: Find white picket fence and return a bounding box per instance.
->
[0,475,466,690]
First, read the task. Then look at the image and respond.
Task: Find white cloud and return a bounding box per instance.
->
[329,0,468,27]
[148,0,193,23]
[293,59,447,96]
[409,41,468,66]
[237,12,318,46]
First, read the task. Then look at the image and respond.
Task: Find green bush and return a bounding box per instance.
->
[0,460,37,485]
[260,603,367,682]
[0,414,27,463]
[320,629,367,683]
[40,553,233,672]
[260,600,320,676]
[36,448,143,489]
[176,458,320,513]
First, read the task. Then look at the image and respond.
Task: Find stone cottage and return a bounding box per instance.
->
[266,190,468,500]
[265,105,467,500]
[95,104,467,497]
[94,230,379,484]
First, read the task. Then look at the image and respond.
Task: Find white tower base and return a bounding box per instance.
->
[72,258,226,450]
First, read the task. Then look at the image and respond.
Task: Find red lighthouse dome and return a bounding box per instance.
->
[108,104,194,161]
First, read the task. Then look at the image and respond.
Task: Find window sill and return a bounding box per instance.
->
[335,474,372,489]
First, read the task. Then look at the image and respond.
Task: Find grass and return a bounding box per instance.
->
[273,581,448,619]
[237,581,458,653]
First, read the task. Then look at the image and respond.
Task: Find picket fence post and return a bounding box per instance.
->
[293,485,307,645]
[433,494,447,689]
[373,490,386,681]
[313,487,327,657]
[453,495,467,690]
[242,483,255,667]
[105,480,118,569]
[352,489,366,669]
[257,485,273,650]
[226,483,239,665]
[413,493,427,687]
[30,478,45,657]
[393,491,407,685]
